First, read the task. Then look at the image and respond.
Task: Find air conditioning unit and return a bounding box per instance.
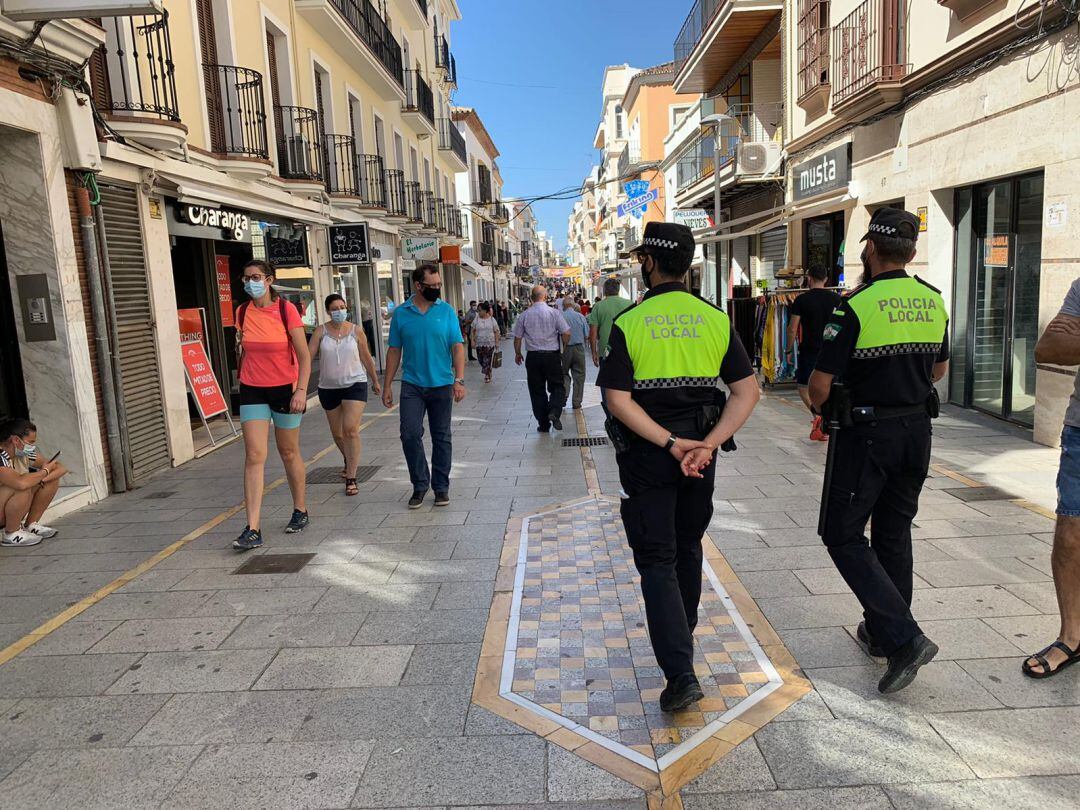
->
[284,135,313,177]
[736,142,784,178]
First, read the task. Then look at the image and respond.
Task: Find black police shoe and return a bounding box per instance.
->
[878,634,939,694]
[550,413,563,431]
[857,621,885,658]
[659,673,704,712]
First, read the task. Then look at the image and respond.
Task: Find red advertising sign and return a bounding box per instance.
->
[178,308,206,348]
[181,340,228,418]
[215,255,234,327]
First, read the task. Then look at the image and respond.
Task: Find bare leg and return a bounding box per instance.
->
[1026,515,1080,672]
[25,478,60,525]
[2,487,32,532]
[242,419,271,530]
[797,385,813,413]
[275,426,307,512]
[325,406,345,460]
[339,400,366,478]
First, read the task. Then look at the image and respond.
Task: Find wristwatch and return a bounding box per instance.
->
[664,434,677,451]
[454,378,465,385]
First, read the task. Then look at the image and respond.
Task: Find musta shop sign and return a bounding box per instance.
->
[792,143,851,203]
[176,203,250,240]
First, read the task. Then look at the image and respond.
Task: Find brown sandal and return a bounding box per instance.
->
[345,478,359,496]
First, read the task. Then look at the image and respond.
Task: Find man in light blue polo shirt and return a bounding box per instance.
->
[382,264,466,509]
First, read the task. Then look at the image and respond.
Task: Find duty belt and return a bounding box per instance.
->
[850,403,931,422]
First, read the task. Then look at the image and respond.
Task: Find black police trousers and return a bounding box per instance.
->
[822,413,931,656]
[525,351,565,429]
[618,437,716,680]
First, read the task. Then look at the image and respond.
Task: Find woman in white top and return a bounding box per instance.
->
[472,302,501,383]
[309,294,381,496]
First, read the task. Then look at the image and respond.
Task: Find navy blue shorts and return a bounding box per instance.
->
[1057,425,1080,517]
[318,381,368,411]
[795,347,820,387]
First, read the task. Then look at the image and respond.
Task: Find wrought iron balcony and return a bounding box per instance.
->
[473,178,493,206]
[434,198,449,233]
[832,0,907,106]
[326,0,404,89]
[204,63,268,159]
[798,0,830,104]
[490,201,510,224]
[435,34,457,86]
[355,152,387,209]
[675,131,715,191]
[438,118,467,167]
[274,105,322,181]
[405,180,424,223]
[674,0,720,78]
[323,134,360,195]
[402,68,435,126]
[480,241,495,264]
[420,190,438,229]
[93,11,180,124]
[385,169,408,218]
[498,247,512,266]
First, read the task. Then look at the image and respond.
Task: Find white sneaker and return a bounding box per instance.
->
[2,530,42,547]
[25,522,58,539]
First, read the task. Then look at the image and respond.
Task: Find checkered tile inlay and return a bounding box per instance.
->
[502,497,784,770]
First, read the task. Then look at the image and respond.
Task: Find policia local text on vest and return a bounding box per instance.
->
[597,222,761,713]
[810,207,949,695]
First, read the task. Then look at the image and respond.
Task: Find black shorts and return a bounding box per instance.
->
[318,381,368,411]
[795,347,820,386]
[240,383,294,412]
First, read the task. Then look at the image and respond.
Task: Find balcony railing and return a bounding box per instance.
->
[405,180,423,223]
[274,105,322,181]
[474,179,493,205]
[480,241,495,264]
[356,153,387,208]
[798,0,830,101]
[717,101,784,161]
[385,169,407,217]
[435,34,457,86]
[403,69,435,124]
[421,190,438,229]
[491,202,510,224]
[328,0,404,89]
[94,11,180,122]
[433,198,447,232]
[675,131,715,191]
[674,0,721,78]
[498,247,512,266]
[617,143,642,178]
[205,64,268,159]
[832,0,907,105]
[438,118,467,165]
[451,206,465,238]
[323,134,360,195]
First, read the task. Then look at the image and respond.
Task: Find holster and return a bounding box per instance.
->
[604,415,632,455]
[821,385,854,429]
[928,388,941,419]
[697,391,737,453]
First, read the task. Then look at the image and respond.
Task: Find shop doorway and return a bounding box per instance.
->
[803,211,845,286]
[333,263,383,370]
[951,173,1043,427]
[0,220,28,422]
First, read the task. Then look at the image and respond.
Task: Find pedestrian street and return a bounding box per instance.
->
[0,350,1074,809]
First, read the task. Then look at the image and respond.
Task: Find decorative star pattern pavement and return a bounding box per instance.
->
[498,497,788,772]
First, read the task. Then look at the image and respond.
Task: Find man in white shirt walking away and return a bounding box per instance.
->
[513,285,571,432]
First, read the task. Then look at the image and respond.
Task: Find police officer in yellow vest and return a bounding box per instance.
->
[809,207,949,694]
[598,222,760,712]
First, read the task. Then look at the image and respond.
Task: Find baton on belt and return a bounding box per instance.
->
[816,384,850,538]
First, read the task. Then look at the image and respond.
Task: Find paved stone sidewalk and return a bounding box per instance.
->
[0,341,1076,809]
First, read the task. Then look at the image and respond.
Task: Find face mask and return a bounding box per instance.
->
[859,247,872,285]
[330,310,348,323]
[15,442,35,457]
[244,279,267,299]
[421,287,441,303]
[639,257,654,290]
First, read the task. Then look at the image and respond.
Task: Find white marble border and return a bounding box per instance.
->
[500,496,787,774]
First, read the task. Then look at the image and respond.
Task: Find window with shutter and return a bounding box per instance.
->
[196,0,224,152]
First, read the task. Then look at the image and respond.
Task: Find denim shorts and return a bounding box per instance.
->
[1057,425,1080,517]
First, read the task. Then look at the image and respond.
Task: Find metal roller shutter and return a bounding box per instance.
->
[758,226,787,280]
[97,182,171,482]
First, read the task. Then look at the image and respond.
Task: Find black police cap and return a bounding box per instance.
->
[861,207,920,242]
[627,221,696,267]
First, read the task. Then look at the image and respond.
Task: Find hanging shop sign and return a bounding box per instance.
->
[177,308,207,348]
[673,208,714,230]
[327,223,371,265]
[792,143,851,203]
[402,236,439,261]
[618,180,658,219]
[264,225,309,268]
[181,340,228,419]
[175,202,250,240]
[440,245,461,264]
[215,255,235,327]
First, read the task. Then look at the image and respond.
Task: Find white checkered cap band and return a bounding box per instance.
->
[643,237,679,250]
[868,223,899,235]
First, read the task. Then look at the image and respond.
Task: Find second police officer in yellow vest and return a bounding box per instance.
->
[597,222,760,712]
[809,207,950,694]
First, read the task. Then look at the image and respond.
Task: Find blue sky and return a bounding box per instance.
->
[452,0,685,255]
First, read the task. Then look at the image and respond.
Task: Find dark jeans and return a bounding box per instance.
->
[822,414,931,656]
[399,382,453,494]
[525,350,564,429]
[618,436,716,680]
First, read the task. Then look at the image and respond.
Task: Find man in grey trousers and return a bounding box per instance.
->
[561,295,589,410]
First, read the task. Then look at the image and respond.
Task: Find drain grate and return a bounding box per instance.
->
[944,486,1016,502]
[234,553,316,575]
[306,465,380,484]
[562,437,609,448]
[143,491,176,500]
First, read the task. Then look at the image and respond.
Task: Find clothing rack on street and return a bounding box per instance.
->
[757,287,844,386]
